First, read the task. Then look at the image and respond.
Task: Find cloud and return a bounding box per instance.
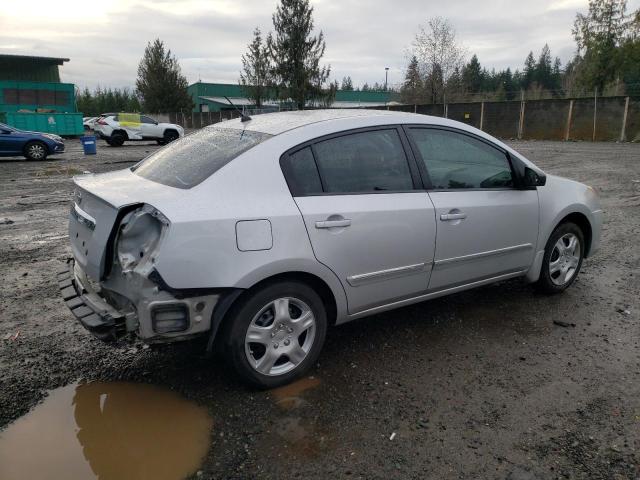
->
[1,0,638,90]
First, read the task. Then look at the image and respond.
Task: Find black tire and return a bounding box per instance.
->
[535,222,585,294]
[224,281,327,389]
[163,129,179,143]
[24,141,48,161]
[109,132,126,147]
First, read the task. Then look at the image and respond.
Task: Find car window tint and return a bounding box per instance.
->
[409,128,513,189]
[141,116,156,124]
[283,147,323,196]
[133,128,272,189]
[312,129,413,193]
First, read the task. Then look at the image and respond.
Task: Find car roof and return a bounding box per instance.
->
[216,109,417,136]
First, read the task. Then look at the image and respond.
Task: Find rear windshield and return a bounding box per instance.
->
[133,127,272,189]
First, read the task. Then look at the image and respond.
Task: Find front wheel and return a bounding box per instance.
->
[163,130,179,143]
[536,222,584,294]
[224,281,327,388]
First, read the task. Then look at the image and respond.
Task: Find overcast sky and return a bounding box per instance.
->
[2,0,639,90]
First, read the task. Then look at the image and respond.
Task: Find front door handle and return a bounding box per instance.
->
[315,219,352,229]
[440,212,467,221]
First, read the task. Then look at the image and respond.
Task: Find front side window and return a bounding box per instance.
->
[312,129,414,193]
[134,128,272,189]
[409,128,513,189]
[141,115,157,124]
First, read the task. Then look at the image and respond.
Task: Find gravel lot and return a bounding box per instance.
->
[0,138,639,479]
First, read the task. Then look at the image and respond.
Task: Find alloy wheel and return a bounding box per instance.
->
[28,144,45,160]
[244,297,316,376]
[549,233,581,286]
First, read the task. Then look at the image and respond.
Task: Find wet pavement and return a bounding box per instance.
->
[0,138,639,479]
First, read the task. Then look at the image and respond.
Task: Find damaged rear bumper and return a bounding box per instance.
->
[58,257,228,344]
[57,258,126,342]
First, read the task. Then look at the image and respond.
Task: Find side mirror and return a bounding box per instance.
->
[523,167,546,187]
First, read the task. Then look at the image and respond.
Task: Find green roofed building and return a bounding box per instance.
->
[188,82,397,113]
[0,54,82,135]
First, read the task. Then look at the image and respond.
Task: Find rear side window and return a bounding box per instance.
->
[282,147,323,196]
[133,128,272,189]
[409,128,513,189]
[312,129,414,193]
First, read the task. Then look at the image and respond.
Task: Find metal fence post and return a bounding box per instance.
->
[479,101,485,131]
[518,91,525,140]
[592,88,597,142]
[414,104,417,114]
[620,96,630,142]
[565,99,574,141]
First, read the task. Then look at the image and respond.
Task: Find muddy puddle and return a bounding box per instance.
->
[262,376,330,458]
[0,382,213,480]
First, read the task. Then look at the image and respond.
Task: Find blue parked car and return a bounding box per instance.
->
[0,122,65,160]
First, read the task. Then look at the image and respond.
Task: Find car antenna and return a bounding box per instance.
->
[224,96,252,122]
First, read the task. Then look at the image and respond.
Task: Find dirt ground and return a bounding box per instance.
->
[0,138,639,480]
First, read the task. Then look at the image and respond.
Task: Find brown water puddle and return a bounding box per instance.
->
[0,382,213,480]
[270,376,321,410]
[262,376,331,458]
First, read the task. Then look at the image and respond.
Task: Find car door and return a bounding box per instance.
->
[281,127,437,314]
[0,125,24,155]
[405,127,539,291]
[140,115,161,139]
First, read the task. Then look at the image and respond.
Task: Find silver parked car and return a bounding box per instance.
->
[59,110,602,387]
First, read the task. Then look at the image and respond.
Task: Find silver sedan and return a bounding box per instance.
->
[60,109,602,388]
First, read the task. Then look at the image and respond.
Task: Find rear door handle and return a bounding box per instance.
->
[440,213,467,221]
[315,219,351,229]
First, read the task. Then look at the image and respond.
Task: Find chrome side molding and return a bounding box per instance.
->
[434,243,533,268]
[347,262,429,287]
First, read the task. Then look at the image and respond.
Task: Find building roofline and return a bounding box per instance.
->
[0,54,70,65]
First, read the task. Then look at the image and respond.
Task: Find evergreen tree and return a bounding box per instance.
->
[462,55,483,96]
[535,44,553,88]
[240,27,273,108]
[136,38,192,113]
[341,76,354,90]
[572,0,629,90]
[401,55,424,104]
[268,0,331,109]
[523,51,536,89]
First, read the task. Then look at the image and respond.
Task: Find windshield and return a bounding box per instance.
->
[133,127,272,189]
[0,123,14,131]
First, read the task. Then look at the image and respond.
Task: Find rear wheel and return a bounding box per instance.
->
[109,132,126,147]
[24,141,48,161]
[536,222,584,294]
[224,281,327,388]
